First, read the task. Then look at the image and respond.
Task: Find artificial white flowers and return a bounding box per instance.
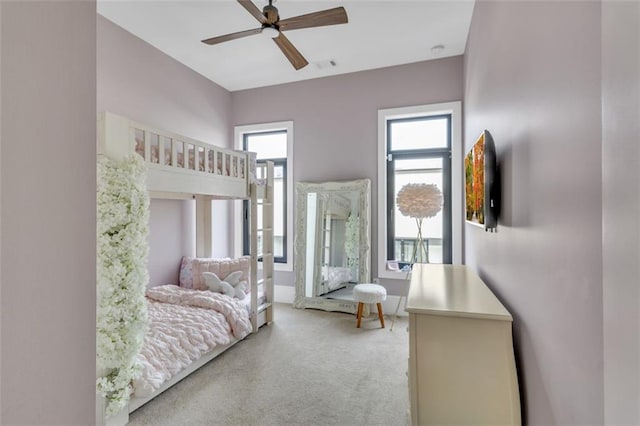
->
[344,212,360,268]
[96,154,149,416]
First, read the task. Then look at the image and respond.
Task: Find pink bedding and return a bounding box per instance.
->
[133,285,252,397]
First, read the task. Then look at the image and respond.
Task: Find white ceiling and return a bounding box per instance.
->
[98,0,475,92]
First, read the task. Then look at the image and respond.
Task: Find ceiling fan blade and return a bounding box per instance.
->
[273,33,309,70]
[201,28,262,45]
[278,7,348,32]
[237,0,267,24]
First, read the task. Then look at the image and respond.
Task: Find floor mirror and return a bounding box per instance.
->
[293,179,371,314]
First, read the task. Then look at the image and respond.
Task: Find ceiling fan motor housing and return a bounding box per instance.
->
[263,5,279,24]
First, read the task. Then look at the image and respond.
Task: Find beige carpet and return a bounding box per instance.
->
[129,303,409,426]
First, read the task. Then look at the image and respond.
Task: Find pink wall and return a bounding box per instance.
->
[602,1,640,423]
[98,15,234,285]
[464,1,603,423]
[232,57,464,288]
[97,16,231,145]
[147,199,196,287]
[1,2,96,423]
[0,0,3,412]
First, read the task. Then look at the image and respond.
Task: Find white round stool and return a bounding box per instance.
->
[353,283,387,328]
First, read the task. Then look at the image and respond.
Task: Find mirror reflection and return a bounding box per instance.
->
[294,179,371,313]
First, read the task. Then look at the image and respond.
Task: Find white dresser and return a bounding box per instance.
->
[405,264,521,425]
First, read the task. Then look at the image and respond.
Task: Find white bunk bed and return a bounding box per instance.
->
[97,112,274,425]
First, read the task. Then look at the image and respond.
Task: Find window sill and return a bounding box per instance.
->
[378,268,411,280]
[378,262,455,280]
[256,261,293,273]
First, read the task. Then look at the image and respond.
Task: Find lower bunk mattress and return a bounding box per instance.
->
[133,285,256,398]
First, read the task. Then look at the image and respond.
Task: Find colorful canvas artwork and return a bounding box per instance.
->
[465,132,485,225]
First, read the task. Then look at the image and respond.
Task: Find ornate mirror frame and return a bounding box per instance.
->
[293,178,371,313]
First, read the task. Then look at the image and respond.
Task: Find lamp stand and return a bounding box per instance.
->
[390,217,428,331]
[411,217,429,264]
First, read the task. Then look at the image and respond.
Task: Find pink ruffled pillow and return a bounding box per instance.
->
[179,256,250,291]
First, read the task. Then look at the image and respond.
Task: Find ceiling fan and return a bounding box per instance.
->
[201,0,348,70]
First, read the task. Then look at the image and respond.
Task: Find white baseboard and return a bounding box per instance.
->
[274,284,296,304]
[274,285,408,317]
[381,295,409,318]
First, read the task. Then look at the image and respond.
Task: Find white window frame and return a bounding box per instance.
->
[377,102,462,279]
[234,121,294,272]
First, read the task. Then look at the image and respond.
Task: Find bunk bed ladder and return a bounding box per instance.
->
[250,161,275,332]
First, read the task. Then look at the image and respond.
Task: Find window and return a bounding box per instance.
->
[387,115,451,265]
[377,103,462,279]
[243,131,287,262]
[234,122,294,271]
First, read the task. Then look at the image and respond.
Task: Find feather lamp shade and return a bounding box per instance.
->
[396,183,443,219]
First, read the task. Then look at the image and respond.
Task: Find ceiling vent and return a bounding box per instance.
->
[315,59,337,70]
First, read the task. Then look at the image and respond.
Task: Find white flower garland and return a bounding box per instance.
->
[96,154,149,416]
[344,213,359,268]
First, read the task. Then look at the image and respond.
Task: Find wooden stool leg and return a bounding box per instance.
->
[377,303,385,328]
[356,302,364,328]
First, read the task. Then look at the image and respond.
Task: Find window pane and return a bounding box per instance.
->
[246,131,287,159]
[242,129,288,263]
[393,157,444,264]
[389,117,448,151]
[273,165,285,258]
[395,157,442,172]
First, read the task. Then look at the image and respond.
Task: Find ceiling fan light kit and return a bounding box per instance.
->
[201,0,348,70]
[261,26,280,39]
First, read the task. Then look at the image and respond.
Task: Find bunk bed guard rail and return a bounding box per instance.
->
[98,111,254,198]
